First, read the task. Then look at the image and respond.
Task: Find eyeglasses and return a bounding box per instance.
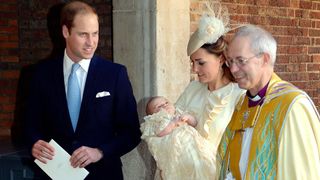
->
[225,53,263,67]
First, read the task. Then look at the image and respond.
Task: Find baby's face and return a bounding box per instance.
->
[149,97,175,115]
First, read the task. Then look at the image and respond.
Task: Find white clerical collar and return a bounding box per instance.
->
[249,94,262,102]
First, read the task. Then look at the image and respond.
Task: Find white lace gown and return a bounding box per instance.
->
[141,81,244,180]
[140,109,216,180]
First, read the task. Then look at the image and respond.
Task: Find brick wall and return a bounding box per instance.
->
[191,0,320,111]
[0,0,18,137]
[0,0,112,139]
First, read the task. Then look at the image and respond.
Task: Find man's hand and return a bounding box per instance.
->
[32,140,55,164]
[70,146,103,168]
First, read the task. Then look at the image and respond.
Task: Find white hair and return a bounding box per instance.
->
[234,25,277,65]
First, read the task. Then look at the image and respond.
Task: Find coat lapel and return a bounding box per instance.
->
[52,56,76,133]
[75,56,98,133]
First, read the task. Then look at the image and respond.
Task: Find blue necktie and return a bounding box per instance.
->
[67,63,81,131]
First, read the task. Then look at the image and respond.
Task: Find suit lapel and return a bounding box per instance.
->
[76,56,98,133]
[52,56,76,133]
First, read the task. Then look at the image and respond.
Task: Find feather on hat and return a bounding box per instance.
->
[187,1,230,56]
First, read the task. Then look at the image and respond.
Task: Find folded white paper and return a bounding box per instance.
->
[34,139,89,180]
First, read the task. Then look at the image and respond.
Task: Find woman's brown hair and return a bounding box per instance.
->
[201,37,235,82]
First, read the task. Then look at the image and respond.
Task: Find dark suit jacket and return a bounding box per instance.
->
[25,54,141,180]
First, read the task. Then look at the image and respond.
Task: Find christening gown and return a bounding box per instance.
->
[142,81,244,180]
[140,109,216,180]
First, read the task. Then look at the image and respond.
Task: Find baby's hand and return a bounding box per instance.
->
[178,114,197,127]
[179,115,190,122]
[172,115,187,127]
[157,121,176,137]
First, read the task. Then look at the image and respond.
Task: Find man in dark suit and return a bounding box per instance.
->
[25,1,141,179]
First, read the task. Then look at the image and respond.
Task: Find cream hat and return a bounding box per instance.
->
[187,1,230,56]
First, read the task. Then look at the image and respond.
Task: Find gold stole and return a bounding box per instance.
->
[222,74,303,180]
[227,96,260,179]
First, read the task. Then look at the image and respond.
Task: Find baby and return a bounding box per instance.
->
[140,96,216,180]
[145,96,197,137]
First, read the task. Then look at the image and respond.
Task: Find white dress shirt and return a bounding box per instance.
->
[63,50,91,100]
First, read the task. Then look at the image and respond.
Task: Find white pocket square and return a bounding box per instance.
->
[96,91,110,98]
